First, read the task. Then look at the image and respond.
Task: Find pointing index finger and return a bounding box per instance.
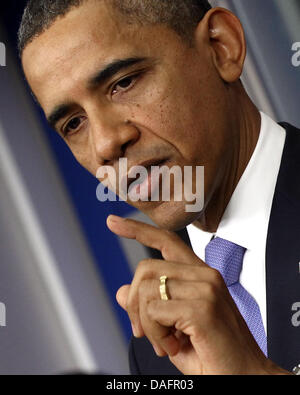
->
[107,215,204,265]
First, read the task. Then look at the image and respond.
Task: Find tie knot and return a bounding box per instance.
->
[205,237,246,286]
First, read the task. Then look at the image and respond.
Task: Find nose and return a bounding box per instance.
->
[90,116,139,164]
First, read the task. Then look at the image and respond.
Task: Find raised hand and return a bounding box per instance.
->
[107,215,289,375]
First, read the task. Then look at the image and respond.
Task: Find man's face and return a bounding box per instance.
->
[22,0,235,230]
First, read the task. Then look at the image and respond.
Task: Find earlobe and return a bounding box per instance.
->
[198,7,246,83]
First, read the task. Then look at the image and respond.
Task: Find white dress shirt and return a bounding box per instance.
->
[187,112,286,332]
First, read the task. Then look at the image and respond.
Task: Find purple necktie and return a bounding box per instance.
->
[205,237,268,356]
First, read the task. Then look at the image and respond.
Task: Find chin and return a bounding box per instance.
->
[144,201,202,231]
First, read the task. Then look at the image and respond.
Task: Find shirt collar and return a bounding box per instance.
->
[187,112,286,255]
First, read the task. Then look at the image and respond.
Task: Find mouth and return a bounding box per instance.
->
[121,158,168,201]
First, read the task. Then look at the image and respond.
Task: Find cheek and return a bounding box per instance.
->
[136,90,211,164]
[133,69,223,163]
[165,82,231,166]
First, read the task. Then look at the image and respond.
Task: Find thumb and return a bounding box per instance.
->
[116,284,130,310]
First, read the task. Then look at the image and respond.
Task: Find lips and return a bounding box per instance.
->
[120,158,167,199]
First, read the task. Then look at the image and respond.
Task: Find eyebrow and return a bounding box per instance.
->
[88,57,147,89]
[47,103,74,130]
[46,57,147,130]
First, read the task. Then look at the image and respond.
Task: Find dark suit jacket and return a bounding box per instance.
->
[129,122,300,375]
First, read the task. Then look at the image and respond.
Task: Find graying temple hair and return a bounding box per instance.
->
[18,0,212,56]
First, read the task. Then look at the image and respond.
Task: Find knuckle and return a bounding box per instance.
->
[180,303,203,331]
[137,258,152,271]
[146,300,158,319]
[138,279,155,299]
[138,281,146,298]
[136,258,156,278]
[202,281,218,302]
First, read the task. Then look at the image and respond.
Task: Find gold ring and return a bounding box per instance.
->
[159,275,169,301]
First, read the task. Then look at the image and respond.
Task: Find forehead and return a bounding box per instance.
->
[22,0,161,107]
[22,0,194,117]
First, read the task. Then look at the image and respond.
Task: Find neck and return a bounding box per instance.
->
[194,90,261,233]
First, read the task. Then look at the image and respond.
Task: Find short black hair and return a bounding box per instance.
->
[18,0,212,57]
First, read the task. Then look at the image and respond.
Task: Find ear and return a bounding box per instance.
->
[195,7,246,83]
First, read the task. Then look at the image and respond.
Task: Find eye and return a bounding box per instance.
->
[63,116,85,136]
[111,75,136,95]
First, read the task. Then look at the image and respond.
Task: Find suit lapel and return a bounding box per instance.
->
[266,123,300,371]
